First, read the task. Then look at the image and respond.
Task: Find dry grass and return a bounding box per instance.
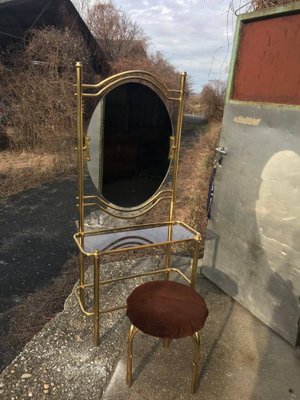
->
[0,150,76,198]
[176,122,221,237]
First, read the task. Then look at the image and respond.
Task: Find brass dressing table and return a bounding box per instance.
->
[73,63,201,345]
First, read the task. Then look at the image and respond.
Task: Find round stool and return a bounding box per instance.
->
[126,280,209,393]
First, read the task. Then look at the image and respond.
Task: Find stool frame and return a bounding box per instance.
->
[126,325,202,394]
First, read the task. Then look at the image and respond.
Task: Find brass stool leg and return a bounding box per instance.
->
[126,325,139,387]
[79,251,85,308]
[162,338,170,348]
[191,331,201,394]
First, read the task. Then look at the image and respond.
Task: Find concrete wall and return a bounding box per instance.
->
[202,102,300,345]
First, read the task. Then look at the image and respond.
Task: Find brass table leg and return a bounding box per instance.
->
[94,252,100,346]
[79,251,85,307]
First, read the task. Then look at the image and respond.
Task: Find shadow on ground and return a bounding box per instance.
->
[0,176,95,370]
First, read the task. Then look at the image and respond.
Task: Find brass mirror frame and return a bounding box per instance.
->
[76,64,186,223]
[74,63,202,346]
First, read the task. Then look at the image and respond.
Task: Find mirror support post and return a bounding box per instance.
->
[76,61,84,232]
[169,71,186,223]
[76,62,85,306]
[165,72,187,275]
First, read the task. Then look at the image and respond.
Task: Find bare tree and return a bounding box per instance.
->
[86,1,148,64]
[85,1,183,89]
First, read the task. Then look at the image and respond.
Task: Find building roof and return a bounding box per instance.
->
[0,0,109,75]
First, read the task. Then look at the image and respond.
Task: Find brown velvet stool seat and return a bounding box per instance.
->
[126,280,209,394]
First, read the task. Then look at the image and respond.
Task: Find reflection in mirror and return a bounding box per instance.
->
[87,82,172,207]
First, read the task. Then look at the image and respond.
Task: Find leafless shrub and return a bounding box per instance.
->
[199,80,226,121]
[0,27,93,152]
[111,50,182,90]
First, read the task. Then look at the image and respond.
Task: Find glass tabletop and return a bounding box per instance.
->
[81,223,195,253]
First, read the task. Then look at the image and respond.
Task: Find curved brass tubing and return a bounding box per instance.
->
[126,325,139,387]
[81,69,180,98]
[191,331,201,394]
[84,196,172,220]
[82,69,169,92]
[82,75,180,102]
[73,285,94,317]
[83,189,172,213]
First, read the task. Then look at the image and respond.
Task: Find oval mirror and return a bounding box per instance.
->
[87,82,172,208]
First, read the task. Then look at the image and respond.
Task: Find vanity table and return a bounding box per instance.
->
[73,64,201,345]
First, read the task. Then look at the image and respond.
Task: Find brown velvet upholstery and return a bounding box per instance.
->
[126,280,209,339]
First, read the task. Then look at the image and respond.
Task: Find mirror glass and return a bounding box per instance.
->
[87,82,172,207]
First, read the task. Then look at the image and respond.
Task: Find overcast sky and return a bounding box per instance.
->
[112,0,249,92]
